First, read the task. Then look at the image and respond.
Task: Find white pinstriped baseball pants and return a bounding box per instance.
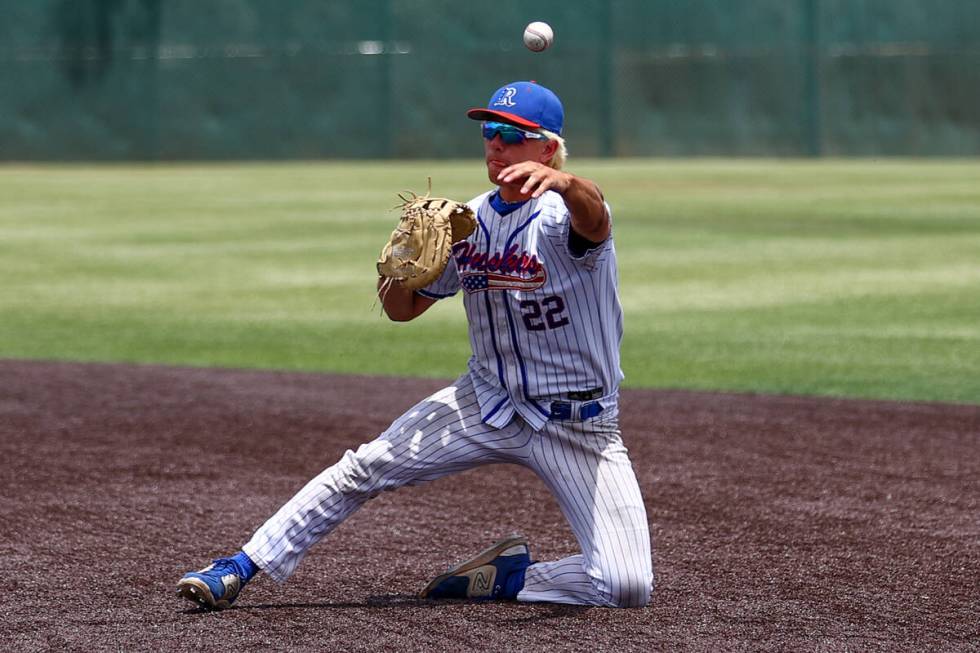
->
[242,373,653,608]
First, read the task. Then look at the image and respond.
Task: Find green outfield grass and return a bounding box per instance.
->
[1,159,978,404]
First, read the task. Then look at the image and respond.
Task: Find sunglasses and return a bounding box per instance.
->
[482,121,546,144]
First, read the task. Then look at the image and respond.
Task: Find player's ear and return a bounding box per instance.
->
[538,138,558,164]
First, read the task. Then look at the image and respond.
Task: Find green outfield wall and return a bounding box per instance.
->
[1,0,978,160]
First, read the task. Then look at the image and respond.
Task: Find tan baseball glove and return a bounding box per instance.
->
[377,180,476,291]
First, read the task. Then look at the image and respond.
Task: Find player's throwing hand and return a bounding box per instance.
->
[498,160,572,198]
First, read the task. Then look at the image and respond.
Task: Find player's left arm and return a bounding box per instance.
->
[497,162,610,242]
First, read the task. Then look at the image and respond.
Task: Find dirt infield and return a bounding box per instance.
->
[1,360,977,652]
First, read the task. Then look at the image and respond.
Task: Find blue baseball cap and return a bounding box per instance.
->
[467,81,564,135]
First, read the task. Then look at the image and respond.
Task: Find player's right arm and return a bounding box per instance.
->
[497,162,609,243]
[378,277,437,321]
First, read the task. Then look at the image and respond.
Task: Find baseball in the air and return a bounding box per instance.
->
[523,21,554,52]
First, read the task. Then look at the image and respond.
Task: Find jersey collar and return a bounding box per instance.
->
[489,190,530,217]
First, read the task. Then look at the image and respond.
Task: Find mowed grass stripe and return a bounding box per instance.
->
[0,160,977,404]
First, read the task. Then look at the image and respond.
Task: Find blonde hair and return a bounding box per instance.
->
[540,129,567,170]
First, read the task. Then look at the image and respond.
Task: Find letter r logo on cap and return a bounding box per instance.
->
[493,87,518,107]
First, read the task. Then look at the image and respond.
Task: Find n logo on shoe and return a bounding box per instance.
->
[221,574,240,596]
[473,571,492,593]
[467,565,497,598]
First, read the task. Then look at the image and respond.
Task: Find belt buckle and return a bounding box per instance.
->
[550,400,603,421]
[578,401,603,420]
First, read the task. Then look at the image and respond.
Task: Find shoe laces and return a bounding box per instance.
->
[209,558,240,575]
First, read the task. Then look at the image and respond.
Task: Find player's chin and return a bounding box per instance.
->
[486,161,505,183]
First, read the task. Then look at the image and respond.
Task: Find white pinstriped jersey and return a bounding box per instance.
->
[418,189,624,432]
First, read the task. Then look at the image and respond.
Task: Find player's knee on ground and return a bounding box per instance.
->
[591,567,653,608]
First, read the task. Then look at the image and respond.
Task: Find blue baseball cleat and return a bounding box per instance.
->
[177,558,244,611]
[420,535,532,600]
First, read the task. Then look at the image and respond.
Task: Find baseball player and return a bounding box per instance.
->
[177,80,654,610]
